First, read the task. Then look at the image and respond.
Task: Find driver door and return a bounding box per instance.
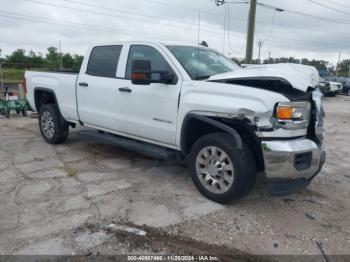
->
[117,44,182,146]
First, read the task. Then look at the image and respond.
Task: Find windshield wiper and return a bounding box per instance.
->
[194,75,211,80]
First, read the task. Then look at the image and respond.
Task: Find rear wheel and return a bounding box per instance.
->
[348,89,350,96]
[39,104,69,144]
[188,132,256,204]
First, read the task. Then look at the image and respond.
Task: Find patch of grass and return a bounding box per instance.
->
[2,68,25,81]
[66,169,78,177]
[1,68,52,81]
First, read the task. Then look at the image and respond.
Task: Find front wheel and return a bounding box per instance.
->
[188,132,256,204]
[39,104,69,144]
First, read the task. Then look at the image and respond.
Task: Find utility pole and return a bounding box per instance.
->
[197,11,201,46]
[58,40,63,70]
[0,48,4,93]
[245,0,257,64]
[257,40,263,64]
[336,52,341,77]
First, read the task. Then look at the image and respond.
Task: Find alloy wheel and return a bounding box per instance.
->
[195,146,235,194]
[41,111,55,139]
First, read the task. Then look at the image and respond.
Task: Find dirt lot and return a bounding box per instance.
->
[0,95,350,260]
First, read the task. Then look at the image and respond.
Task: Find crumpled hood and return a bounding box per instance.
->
[208,63,319,92]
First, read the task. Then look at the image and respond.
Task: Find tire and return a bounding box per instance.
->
[5,110,10,118]
[188,132,256,204]
[348,89,350,96]
[39,104,69,144]
[21,109,27,117]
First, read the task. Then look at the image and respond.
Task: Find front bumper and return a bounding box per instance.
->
[262,138,326,196]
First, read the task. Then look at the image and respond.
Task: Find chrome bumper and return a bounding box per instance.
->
[262,138,325,181]
[262,138,326,196]
[261,89,326,196]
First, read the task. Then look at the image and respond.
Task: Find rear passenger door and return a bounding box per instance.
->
[77,45,122,130]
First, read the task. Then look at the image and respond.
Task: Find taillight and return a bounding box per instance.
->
[23,77,27,94]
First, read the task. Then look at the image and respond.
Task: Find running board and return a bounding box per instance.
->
[79,130,179,160]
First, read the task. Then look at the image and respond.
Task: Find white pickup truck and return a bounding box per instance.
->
[25,41,326,203]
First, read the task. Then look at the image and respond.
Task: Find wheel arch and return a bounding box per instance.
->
[34,87,68,126]
[181,113,265,172]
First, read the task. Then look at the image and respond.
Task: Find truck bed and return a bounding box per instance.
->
[25,70,79,122]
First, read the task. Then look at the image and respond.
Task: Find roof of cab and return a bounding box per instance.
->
[89,40,208,48]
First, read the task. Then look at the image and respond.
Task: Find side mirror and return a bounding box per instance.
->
[131,60,152,85]
[160,72,175,83]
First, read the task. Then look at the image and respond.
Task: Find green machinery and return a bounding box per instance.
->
[0,84,27,118]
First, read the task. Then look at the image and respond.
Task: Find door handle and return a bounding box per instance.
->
[118,87,132,93]
[79,82,88,87]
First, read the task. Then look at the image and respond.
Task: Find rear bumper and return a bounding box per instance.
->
[262,138,326,196]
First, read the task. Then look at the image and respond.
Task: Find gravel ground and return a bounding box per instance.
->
[0,95,349,260]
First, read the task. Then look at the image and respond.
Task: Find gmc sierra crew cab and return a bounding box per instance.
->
[25,41,326,203]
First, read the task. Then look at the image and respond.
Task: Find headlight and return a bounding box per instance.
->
[274,102,311,130]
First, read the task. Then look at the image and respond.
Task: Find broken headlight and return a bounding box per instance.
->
[274,101,311,130]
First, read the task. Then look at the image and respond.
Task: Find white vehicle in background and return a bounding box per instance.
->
[319,77,343,96]
[24,41,326,203]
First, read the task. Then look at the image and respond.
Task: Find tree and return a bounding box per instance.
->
[1,47,84,78]
[5,49,27,66]
[28,50,44,67]
[73,54,84,69]
[338,59,350,77]
[45,47,59,68]
[62,53,74,68]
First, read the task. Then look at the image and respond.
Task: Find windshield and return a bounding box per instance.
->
[167,45,239,80]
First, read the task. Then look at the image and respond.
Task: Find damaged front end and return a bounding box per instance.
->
[207,73,326,196]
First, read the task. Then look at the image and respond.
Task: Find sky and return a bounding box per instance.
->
[0,0,349,64]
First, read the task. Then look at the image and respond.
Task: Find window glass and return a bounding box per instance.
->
[86,45,122,78]
[167,45,239,80]
[125,45,173,81]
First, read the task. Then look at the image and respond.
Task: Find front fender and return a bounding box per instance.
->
[180,113,242,154]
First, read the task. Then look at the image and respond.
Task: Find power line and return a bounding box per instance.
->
[215,1,250,6]
[24,0,229,35]
[223,3,227,53]
[323,0,350,9]
[215,0,350,24]
[2,1,349,56]
[0,10,193,42]
[29,0,350,40]
[259,9,276,42]
[257,1,350,24]
[1,9,347,55]
[141,0,224,17]
[56,0,196,25]
[55,0,250,29]
[4,7,348,48]
[309,0,350,16]
[25,0,197,28]
[226,4,246,54]
[56,0,238,30]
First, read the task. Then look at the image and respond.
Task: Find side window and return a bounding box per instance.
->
[86,45,122,78]
[125,45,174,81]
